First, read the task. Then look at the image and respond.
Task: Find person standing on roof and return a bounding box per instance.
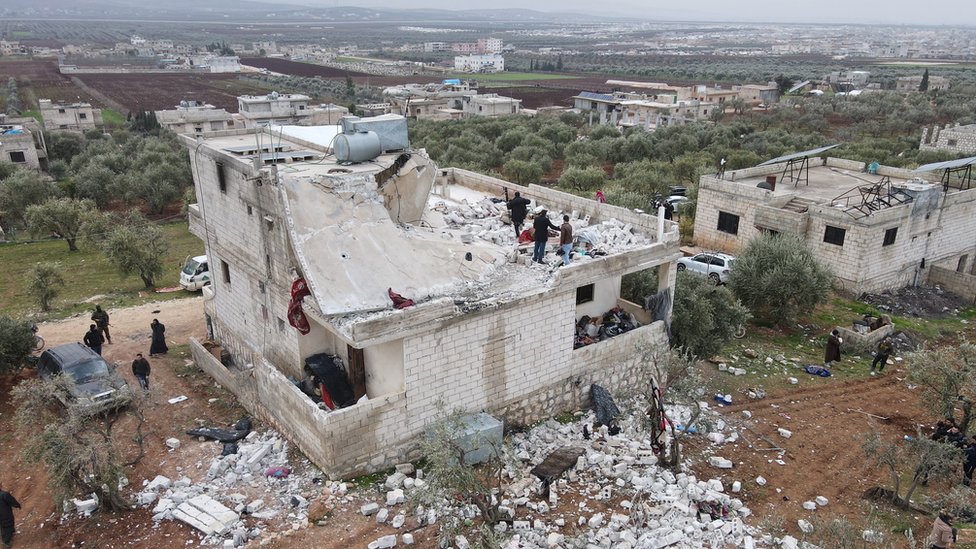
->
[91,305,111,344]
[532,210,560,264]
[84,323,104,356]
[507,191,531,239]
[559,215,573,266]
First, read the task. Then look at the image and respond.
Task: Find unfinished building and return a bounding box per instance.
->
[155,101,238,135]
[38,99,102,131]
[693,146,976,293]
[920,123,976,155]
[180,116,680,477]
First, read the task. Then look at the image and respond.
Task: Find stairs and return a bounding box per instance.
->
[782,197,817,213]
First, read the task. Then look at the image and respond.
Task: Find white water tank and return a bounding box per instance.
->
[334,131,382,163]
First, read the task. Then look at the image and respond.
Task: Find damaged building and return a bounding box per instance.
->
[693,146,976,295]
[181,115,680,478]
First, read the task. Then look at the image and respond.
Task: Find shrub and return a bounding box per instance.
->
[0,316,35,374]
[728,233,833,325]
[26,262,65,311]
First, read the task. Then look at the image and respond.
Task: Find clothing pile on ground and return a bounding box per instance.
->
[574,307,640,349]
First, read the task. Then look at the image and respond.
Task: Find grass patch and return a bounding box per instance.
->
[554,410,578,424]
[101,108,126,127]
[348,469,390,490]
[0,221,203,320]
[20,110,42,123]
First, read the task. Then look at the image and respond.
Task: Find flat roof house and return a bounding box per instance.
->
[180,116,680,477]
[155,101,237,136]
[38,99,101,132]
[693,147,976,293]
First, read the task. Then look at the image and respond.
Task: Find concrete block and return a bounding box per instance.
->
[815,496,829,506]
[361,502,380,516]
[375,534,396,548]
[165,438,181,450]
[777,428,792,439]
[376,508,389,524]
[708,456,733,469]
[386,489,405,506]
[146,475,172,492]
[731,481,741,493]
[395,463,415,475]
[385,472,406,490]
[798,519,813,534]
[402,533,414,545]
[392,513,405,528]
[802,501,816,511]
[73,497,98,516]
[246,499,265,514]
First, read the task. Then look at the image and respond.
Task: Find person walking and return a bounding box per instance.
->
[532,210,559,264]
[132,353,151,391]
[83,323,104,356]
[559,215,573,266]
[0,483,21,548]
[870,335,894,375]
[824,329,842,368]
[149,319,168,358]
[928,510,956,549]
[506,191,531,239]
[90,305,111,344]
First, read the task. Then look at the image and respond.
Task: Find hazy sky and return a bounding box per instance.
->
[305,0,976,26]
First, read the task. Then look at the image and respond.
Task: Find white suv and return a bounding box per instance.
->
[676,252,736,284]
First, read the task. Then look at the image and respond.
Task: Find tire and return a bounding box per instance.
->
[33,335,45,352]
[676,263,686,272]
[734,325,746,339]
[708,272,721,284]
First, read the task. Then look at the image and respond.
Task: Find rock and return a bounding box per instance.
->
[165,438,181,450]
[802,501,816,511]
[744,349,759,358]
[788,377,798,385]
[707,432,726,444]
[376,508,389,524]
[173,495,238,536]
[246,499,265,514]
[146,475,172,492]
[777,428,792,439]
[731,481,742,493]
[588,513,604,528]
[547,532,564,546]
[798,519,813,533]
[392,513,405,528]
[455,535,470,549]
[709,456,733,469]
[395,463,415,476]
[402,533,414,545]
[815,496,829,506]
[386,489,405,506]
[374,534,396,548]
[361,502,380,516]
[73,497,98,516]
[780,535,799,549]
[385,472,406,490]
[742,410,752,419]
[755,476,767,486]
[862,530,884,543]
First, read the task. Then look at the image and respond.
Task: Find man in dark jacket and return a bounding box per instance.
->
[559,214,573,266]
[964,435,976,486]
[532,210,560,264]
[0,483,21,548]
[870,335,893,375]
[90,305,111,344]
[83,323,105,356]
[824,329,841,367]
[507,191,531,239]
[132,353,151,391]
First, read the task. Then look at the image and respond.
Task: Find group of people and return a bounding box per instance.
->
[506,191,575,266]
[932,418,976,488]
[822,328,895,377]
[80,305,168,393]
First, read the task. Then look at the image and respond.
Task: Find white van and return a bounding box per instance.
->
[180,255,210,291]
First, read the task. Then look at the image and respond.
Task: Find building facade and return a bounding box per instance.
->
[920,124,976,155]
[180,120,679,477]
[462,94,521,118]
[38,99,101,131]
[0,124,41,169]
[454,54,504,73]
[237,92,311,128]
[155,101,237,135]
[692,155,976,293]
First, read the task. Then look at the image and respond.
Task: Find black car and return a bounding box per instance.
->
[37,343,131,413]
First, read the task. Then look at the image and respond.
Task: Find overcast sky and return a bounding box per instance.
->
[304,1,976,26]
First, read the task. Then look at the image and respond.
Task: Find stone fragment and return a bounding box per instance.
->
[802,501,817,511]
[709,456,733,469]
[361,502,380,516]
[798,519,813,533]
[374,534,396,548]
[395,463,415,475]
[376,508,389,524]
[73,497,98,516]
[146,475,172,492]
[777,428,792,439]
[731,481,742,493]
[815,496,828,506]
[391,513,405,528]
[165,438,181,449]
[755,476,767,486]
[386,489,405,506]
[402,533,414,545]
[385,472,406,490]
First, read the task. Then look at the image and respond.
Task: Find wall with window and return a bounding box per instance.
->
[574,277,621,319]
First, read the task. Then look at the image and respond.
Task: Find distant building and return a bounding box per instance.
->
[252,41,277,54]
[38,99,101,132]
[574,91,715,128]
[734,84,780,105]
[423,42,451,53]
[477,38,503,54]
[155,101,238,135]
[692,150,976,293]
[0,124,41,169]
[462,93,521,118]
[305,104,350,125]
[237,92,311,128]
[896,75,950,92]
[454,54,504,73]
[920,123,976,155]
[825,70,870,88]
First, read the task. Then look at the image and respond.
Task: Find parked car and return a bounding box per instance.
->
[36,343,131,413]
[668,186,688,197]
[180,255,210,291]
[666,195,689,207]
[676,252,736,284]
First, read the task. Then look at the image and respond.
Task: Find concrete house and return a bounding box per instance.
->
[0,124,42,169]
[920,124,976,155]
[155,101,237,136]
[574,91,714,128]
[462,93,521,118]
[38,99,102,131]
[180,116,680,477]
[237,92,311,128]
[454,54,504,73]
[693,147,976,294]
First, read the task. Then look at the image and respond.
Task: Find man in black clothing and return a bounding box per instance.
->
[964,435,976,487]
[532,210,560,263]
[507,191,531,239]
[83,324,105,356]
[132,353,151,391]
[90,305,111,344]
[0,484,21,548]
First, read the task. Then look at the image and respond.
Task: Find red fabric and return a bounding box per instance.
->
[518,229,534,244]
[319,382,335,410]
[388,288,415,309]
[287,278,311,335]
[595,190,606,203]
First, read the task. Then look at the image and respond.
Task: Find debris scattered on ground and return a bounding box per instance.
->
[859,285,969,318]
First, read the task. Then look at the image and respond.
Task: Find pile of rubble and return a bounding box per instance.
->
[133,431,320,547]
[859,284,970,318]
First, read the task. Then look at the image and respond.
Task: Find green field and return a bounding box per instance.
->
[454,72,577,82]
[0,221,203,319]
[101,108,126,127]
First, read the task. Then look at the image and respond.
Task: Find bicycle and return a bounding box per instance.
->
[31,323,44,352]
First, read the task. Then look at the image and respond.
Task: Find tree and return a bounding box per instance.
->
[728,233,833,326]
[72,164,118,208]
[862,430,961,507]
[412,405,511,546]
[670,271,750,358]
[502,159,543,186]
[919,69,930,92]
[26,262,65,312]
[13,377,147,511]
[25,198,99,251]
[558,166,606,192]
[46,132,85,163]
[0,316,35,374]
[775,74,795,95]
[908,343,976,433]
[0,169,61,229]
[100,212,169,288]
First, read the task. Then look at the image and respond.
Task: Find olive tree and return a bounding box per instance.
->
[0,169,61,229]
[25,197,99,251]
[908,342,976,434]
[670,271,750,359]
[728,233,833,326]
[558,166,606,193]
[862,430,961,508]
[99,212,170,288]
[26,262,65,312]
[0,316,35,374]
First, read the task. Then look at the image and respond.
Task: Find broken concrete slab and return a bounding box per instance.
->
[173,495,238,536]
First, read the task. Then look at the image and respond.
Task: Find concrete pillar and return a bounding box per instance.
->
[656,261,677,322]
